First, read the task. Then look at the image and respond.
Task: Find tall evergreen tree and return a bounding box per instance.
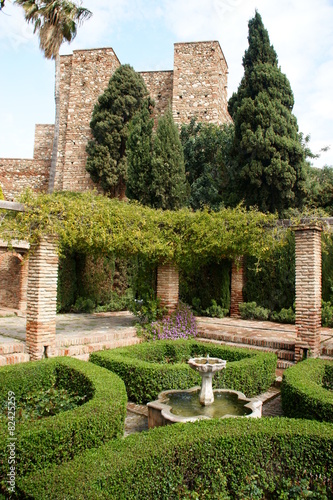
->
[150,107,187,210]
[86,65,149,198]
[126,99,154,205]
[180,119,234,210]
[228,11,307,214]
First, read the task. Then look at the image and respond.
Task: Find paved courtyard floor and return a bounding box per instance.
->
[0,309,136,343]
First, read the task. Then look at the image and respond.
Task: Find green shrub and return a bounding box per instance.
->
[239,301,270,321]
[270,307,295,324]
[18,418,333,499]
[323,364,333,392]
[57,252,78,313]
[129,293,165,324]
[90,340,277,404]
[322,300,333,327]
[281,358,333,421]
[72,297,95,313]
[205,299,229,318]
[180,259,231,315]
[244,230,295,312]
[0,357,127,487]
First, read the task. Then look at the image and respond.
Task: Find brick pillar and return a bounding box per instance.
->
[26,236,59,360]
[294,226,322,362]
[230,256,244,318]
[18,257,29,314]
[157,262,179,315]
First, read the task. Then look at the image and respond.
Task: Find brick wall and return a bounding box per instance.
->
[295,226,322,361]
[172,41,232,126]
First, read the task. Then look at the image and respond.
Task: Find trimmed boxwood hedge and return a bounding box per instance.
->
[17,418,333,499]
[0,357,127,486]
[281,358,333,422]
[90,340,277,403]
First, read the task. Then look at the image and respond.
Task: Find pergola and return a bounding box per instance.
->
[0,200,326,362]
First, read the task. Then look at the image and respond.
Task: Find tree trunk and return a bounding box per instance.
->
[48,52,60,194]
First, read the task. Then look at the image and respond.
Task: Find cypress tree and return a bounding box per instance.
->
[151,107,187,210]
[228,11,307,214]
[126,99,154,205]
[180,119,234,211]
[86,64,149,197]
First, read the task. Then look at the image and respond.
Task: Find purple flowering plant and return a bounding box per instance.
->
[150,302,197,341]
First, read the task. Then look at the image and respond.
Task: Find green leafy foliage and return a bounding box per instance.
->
[129,293,165,325]
[3,386,86,423]
[270,307,295,324]
[150,107,188,210]
[90,340,277,403]
[228,11,307,214]
[0,358,127,484]
[18,418,333,499]
[281,358,333,421]
[126,99,154,205]
[304,165,333,214]
[0,190,278,268]
[239,301,270,321]
[0,185,4,200]
[86,64,149,197]
[321,301,333,327]
[180,119,234,210]
[244,229,295,311]
[239,301,296,324]
[57,251,77,312]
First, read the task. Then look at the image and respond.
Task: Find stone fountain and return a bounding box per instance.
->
[147,355,262,428]
[188,355,226,406]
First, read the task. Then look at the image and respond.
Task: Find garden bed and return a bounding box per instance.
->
[18,417,333,499]
[90,339,277,403]
[0,357,127,487]
[281,358,333,421]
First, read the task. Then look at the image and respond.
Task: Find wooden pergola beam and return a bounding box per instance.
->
[0,201,25,212]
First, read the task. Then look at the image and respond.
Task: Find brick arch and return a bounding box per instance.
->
[0,251,28,312]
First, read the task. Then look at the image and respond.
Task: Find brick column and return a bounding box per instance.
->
[26,236,59,360]
[18,258,29,314]
[230,256,244,318]
[156,262,179,315]
[294,226,322,362]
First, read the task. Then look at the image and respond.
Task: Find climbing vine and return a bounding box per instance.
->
[0,190,279,266]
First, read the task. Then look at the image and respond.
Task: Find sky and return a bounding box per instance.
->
[0,0,333,168]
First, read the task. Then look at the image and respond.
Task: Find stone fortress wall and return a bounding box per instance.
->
[0,41,231,200]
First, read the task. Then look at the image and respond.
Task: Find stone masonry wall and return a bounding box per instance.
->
[54,55,72,191]
[140,70,173,121]
[33,124,55,161]
[0,42,231,196]
[295,226,322,361]
[61,48,121,192]
[172,41,232,126]
[0,158,50,201]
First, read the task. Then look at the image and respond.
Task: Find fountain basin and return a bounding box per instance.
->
[147,387,262,428]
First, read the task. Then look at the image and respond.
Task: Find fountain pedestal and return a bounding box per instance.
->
[199,372,215,405]
[188,357,227,406]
